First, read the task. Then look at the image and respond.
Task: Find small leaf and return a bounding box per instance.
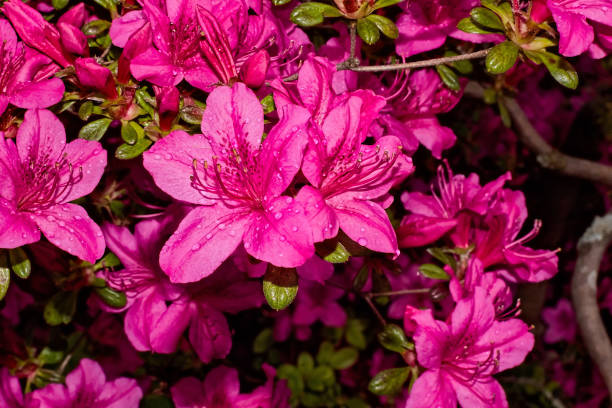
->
[521,36,556,51]
[0,252,10,301]
[290,2,342,27]
[277,364,304,395]
[95,286,127,308]
[483,88,497,104]
[297,352,315,375]
[253,328,274,353]
[261,94,276,114]
[366,14,398,39]
[539,52,579,90]
[263,266,298,310]
[323,241,350,263]
[316,341,335,365]
[470,7,504,31]
[426,247,456,269]
[378,324,413,353]
[307,366,335,391]
[79,118,112,141]
[345,319,367,349]
[82,20,111,36]
[485,41,519,74]
[497,98,512,127]
[9,247,31,279]
[352,265,369,291]
[436,65,460,91]
[115,138,152,160]
[94,252,121,270]
[418,263,449,280]
[180,105,204,125]
[78,101,94,121]
[457,17,497,34]
[272,0,292,5]
[120,121,144,145]
[38,347,64,365]
[357,17,380,45]
[480,0,514,25]
[444,51,473,74]
[373,0,402,10]
[368,367,411,396]
[44,291,78,326]
[52,0,69,10]
[329,347,359,370]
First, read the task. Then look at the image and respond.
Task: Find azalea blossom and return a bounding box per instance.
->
[0,109,106,263]
[404,287,534,408]
[0,19,64,117]
[144,83,313,282]
[30,358,142,408]
[541,298,577,343]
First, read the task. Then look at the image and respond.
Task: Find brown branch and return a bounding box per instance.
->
[464,82,612,187]
[571,212,612,395]
[342,49,491,72]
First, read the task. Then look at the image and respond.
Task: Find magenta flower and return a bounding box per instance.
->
[541,298,576,343]
[398,163,511,248]
[30,358,142,408]
[395,0,503,57]
[404,287,534,408]
[546,0,612,57]
[0,368,30,408]
[0,109,106,263]
[292,278,347,328]
[171,365,281,408]
[0,19,64,117]
[144,82,313,282]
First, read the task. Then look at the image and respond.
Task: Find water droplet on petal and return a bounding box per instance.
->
[191,243,200,251]
[291,226,298,232]
[360,227,365,233]
[244,242,251,249]
[358,238,367,246]
[205,233,213,239]
[285,197,293,204]
[274,212,282,220]
[279,235,286,242]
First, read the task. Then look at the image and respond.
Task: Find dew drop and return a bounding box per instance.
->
[358,238,368,246]
[205,233,213,239]
[360,227,365,233]
[291,226,298,232]
[153,154,161,160]
[279,235,286,242]
[274,212,282,220]
[218,223,226,230]
[191,243,200,251]
[285,197,293,204]
[244,242,251,249]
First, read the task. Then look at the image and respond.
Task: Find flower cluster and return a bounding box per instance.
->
[0,0,609,406]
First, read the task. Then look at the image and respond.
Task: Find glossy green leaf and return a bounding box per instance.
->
[357,17,380,45]
[120,121,144,145]
[78,101,94,121]
[0,252,9,301]
[418,263,450,280]
[44,291,78,326]
[52,0,69,10]
[378,324,413,353]
[366,14,398,39]
[82,20,111,36]
[329,347,359,370]
[436,65,460,91]
[539,52,579,89]
[290,2,342,27]
[323,241,350,263]
[263,266,298,310]
[115,138,152,160]
[470,7,504,31]
[373,0,402,9]
[368,367,411,395]
[79,118,112,141]
[9,247,31,279]
[457,17,497,34]
[39,347,64,365]
[95,286,127,308]
[485,41,519,74]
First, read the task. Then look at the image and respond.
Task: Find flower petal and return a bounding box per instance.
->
[405,370,457,408]
[60,139,106,203]
[189,305,232,363]
[17,109,66,164]
[31,203,105,263]
[0,201,40,249]
[8,77,64,110]
[130,47,182,86]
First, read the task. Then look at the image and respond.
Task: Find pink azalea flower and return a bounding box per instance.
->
[0,109,106,263]
[274,56,414,253]
[398,163,511,248]
[292,278,347,327]
[103,212,264,362]
[546,0,612,57]
[404,287,534,408]
[395,0,503,57]
[541,298,577,343]
[171,364,283,408]
[2,0,74,67]
[1,284,33,326]
[0,19,64,117]
[0,368,30,408]
[30,358,142,408]
[144,83,313,282]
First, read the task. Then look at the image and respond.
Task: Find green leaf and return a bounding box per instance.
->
[78,101,94,121]
[253,328,274,353]
[346,319,367,349]
[352,265,369,291]
[368,367,411,396]
[52,0,69,10]
[135,88,155,117]
[436,65,460,91]
[457,17,497,34]
[94,286,127,308]
[94,252,121,270]
[444,51,473,74]
[373,0,402,10]
[263,266,298,310]
[480,0,514,25]
[79,118,112,141]
[366,14,398,39]
[38,347,64,365]
[483,87,497,104]
[485,41,519,74]
[426,247,456,269]
[290,2,342,27]
[297,352,315,375]
[277,364,304,394]
[115,138,152,160]
[120,121,144,145]
[0,252,10,301]
[470,7,504,31]
[139,395,175,408]
[329,347,359,370]
[539,52,579,90]
[272,0,292,5]
[261,94,276,114]
[497,98,512,127]
[307,366,335,392]
[9,247,31,279]
[316,341,335,365]
[345,398,371,408]
[44,291,78,326]
[521,36,556,51]
[82,20,111,36]
[357,17,380,45]
[378,324,413,353]
[418,263,449,280]
[323,241,350,263]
